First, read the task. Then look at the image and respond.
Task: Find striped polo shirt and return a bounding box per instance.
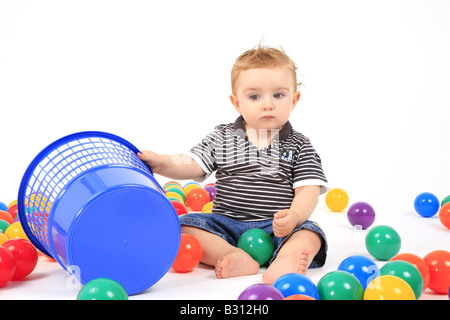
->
[187,116,328,221]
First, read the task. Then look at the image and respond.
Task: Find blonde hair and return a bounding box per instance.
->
[231,44,299,94]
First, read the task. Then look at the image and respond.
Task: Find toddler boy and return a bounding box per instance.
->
[138,45,328,284]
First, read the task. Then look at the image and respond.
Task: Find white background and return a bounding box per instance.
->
[0,0,449,300]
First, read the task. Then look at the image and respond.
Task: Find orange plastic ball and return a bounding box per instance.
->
[284,294,316,300]
[171,234,202,273]
[185,187,210,212]
[423,250,450,294]
[0,210,13,224]
[439,202,450,229]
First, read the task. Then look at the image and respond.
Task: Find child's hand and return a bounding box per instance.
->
[273,209,299,238]
[137,150,162,173]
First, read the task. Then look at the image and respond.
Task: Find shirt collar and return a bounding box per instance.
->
[233,115,292,141]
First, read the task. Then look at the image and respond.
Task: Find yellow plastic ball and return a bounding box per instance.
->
[325,188,349,212]
[183,183,201,197]
[201,201,213,213]
[364,275,416,300]
[5,222,29,240]
[0,232,9,245]
[165,192,184,203]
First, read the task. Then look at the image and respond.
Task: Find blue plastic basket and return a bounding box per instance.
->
[18,131,180,295]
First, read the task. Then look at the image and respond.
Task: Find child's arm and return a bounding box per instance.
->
[272,185,320,237]
[138,150,206,180]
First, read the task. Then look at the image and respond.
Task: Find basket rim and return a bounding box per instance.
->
[17,131,153,256]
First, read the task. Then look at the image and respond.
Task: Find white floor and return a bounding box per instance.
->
[1,192,448,300]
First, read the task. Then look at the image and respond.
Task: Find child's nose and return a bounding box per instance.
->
[263,97,275,110]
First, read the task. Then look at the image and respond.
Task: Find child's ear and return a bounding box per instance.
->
[291,91,301,110]
[229,94,241,114]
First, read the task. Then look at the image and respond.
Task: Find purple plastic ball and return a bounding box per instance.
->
[204,185,216,202]
[347,202,375,229]
[237,283,284,300]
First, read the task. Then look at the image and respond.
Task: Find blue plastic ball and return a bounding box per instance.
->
[337,255,379,290]
[273,273,319,300]
[414,192,440,217]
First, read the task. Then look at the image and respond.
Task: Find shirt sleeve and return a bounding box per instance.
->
[186,126,222,182]
[292,138,329,194]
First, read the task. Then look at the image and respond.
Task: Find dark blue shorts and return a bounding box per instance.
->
[179,213,327,268]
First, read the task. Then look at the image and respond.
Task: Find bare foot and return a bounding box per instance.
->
[262,247,314,285]
[215,251,260,279]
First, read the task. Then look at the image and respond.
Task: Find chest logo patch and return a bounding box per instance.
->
[279,148,297,163]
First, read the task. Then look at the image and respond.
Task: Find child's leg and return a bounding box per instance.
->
[262,229,322,285]
[181,226,260,279]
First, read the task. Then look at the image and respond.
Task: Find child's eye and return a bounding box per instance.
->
[273,93,284,99]
[249,95,259,100]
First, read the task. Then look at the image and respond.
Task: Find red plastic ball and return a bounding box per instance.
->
[171,234,202,273]
[0,246,16,287]
[171,200,188,216]
[7,204,18,220]
[423,250,450,294]
[2,239,38,280]
[185,187,210,211]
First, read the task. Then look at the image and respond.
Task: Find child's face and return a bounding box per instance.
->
[230,66,300,132]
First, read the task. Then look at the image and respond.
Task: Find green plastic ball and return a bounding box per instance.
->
[379,260,423,299]
[365,225,401,261]
[317,271,364,300]
[77,278,128,300]
[237,228,274,265]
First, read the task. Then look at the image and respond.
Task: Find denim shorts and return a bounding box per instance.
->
[179,213,327,268]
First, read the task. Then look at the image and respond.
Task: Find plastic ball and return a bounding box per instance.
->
[163,181,182,189]
[185,187,210,211]
[0,210,13,224]
[439,202,450,229]
[364,275,415,300]
[283,294,316,300]
[237,283,284,300]
[165,191,185,203]
[365,225,401,261]
[0,233,9,246]
[414,192,440,217]
[0,246,15,287]
[391,253,430,290]
[325,188,349,212]
[441,195,450,206]
[77,278,128,300]
[4,222,28,240]
[171,234,203,273]
[379,260,423,299]
[423,250,450,294]
[183,182,202,196]
[7,204,18,220]
[203,185,216,201]
[2,238,38,280]
[337,255,379,290]
[237,228,274,265]
[201,201,213,213]
[317,270,364,300]
[0,202,7,211]
[165,187,186,203]
[347,202,376,229]
[273,273,320,300]
[171,200,188,216]
[0,220,10,233]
